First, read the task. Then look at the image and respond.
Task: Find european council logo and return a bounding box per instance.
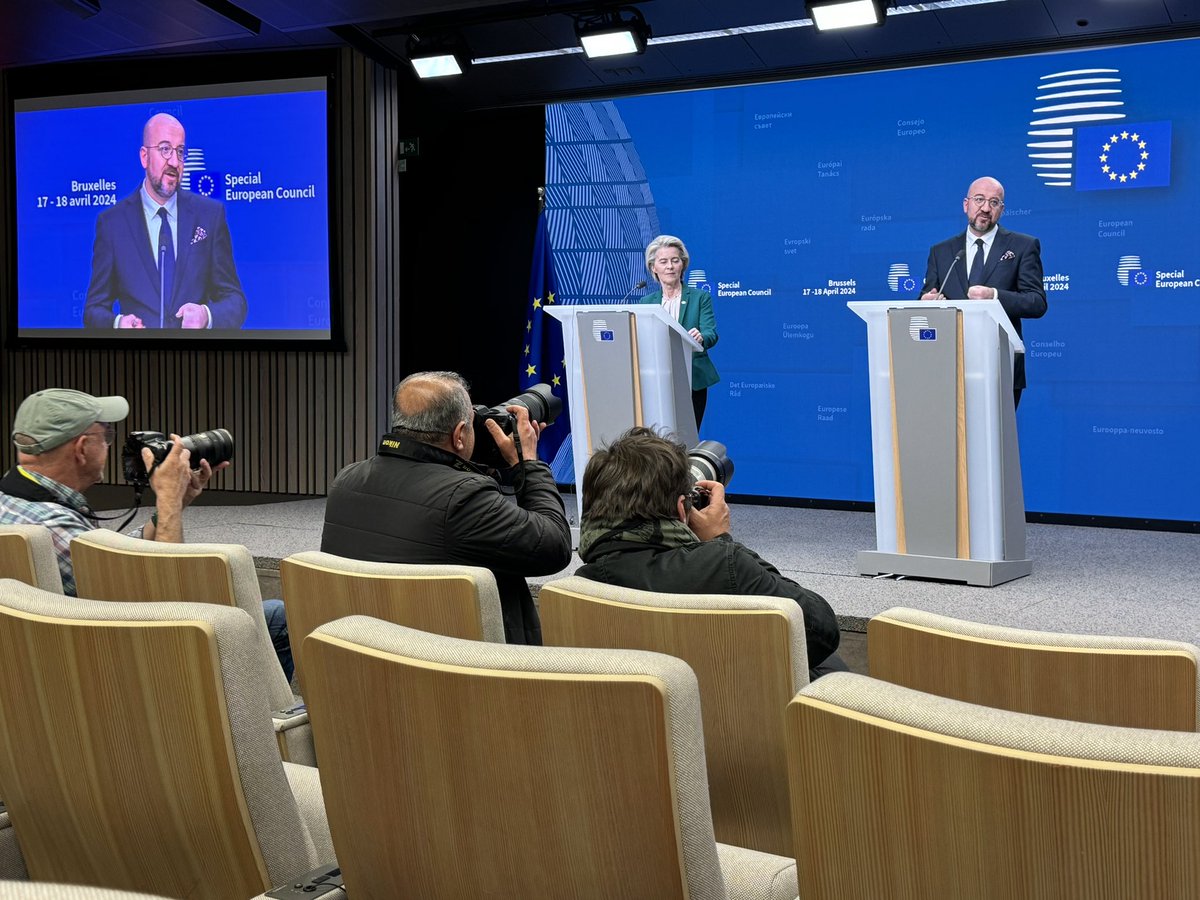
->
[1075,123,1171,191]
[1116,255,1149,286]
[1027,67,1126,188]
[181,147,222,198]
[908,316,934,341]
[887,263,916,293]
[688,269,713,294]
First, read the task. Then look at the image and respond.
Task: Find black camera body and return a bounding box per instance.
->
[122,428,235,488]
[687,440,734,510]
[471,383,562,469]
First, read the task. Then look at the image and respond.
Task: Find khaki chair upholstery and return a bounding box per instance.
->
[0,525,64,593]
[280,551,504,694]
[539,575,807,857]
[0,578,334,900]
[787,672,1200,899]
[304,615,798,900]
[0,882,174,898]
[70,529,312,763]
[868,606,1200,730]
[0,807,27,881]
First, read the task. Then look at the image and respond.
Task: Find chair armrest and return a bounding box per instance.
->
[272,703,317,767]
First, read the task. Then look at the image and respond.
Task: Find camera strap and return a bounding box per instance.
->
[0,466,142,528]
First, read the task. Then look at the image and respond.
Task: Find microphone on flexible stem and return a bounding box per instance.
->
[618,280,648,304]
[159,243,167,328]
[934,249,966,298]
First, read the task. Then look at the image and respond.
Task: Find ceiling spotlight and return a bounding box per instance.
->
[575,7,652,59]
[407,34,471,78]
[805,0,887,31]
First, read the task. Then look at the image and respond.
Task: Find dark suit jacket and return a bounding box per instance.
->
[920,226,1047,390]
[640,284,720,391]
[83,188,247,329]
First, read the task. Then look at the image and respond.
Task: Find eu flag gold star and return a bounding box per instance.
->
[1131,133,1140,141]
[524,344,530,356]
[526,320,532,332]
[1129,172,1137,180]
[1120,130,1129,139]
[547,291,555,305]
[526,364,536,377]
[552,374,561,387]
[1119,174,1127,182]
[533,298,542,310]
[1099,153,1107,162]
[1138,141,1146,149]
[1141,151,1149,160]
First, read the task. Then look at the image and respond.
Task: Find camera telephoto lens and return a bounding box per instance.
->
[688,440,734,487]
[179,428,235,470]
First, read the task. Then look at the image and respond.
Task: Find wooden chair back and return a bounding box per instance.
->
[281,551,502,694]
[787,672,1200,899]
[868,606,1200,730]
[539,576,803,856]
[0,597,269,898]
[303,616,720,900]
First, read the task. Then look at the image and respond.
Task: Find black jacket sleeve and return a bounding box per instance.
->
[444,460,572,577]
[725,538,841,667]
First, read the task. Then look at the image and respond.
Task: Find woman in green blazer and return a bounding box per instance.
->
[641,234,720,428]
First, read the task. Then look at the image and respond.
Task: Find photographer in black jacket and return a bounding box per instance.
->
[321,371,572,644]
[576,427,846,678]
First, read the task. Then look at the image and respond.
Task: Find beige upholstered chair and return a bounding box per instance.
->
[280,551,504,694]
[868,606,1200,730]
[0,882,174,898]
[539,575,806,857]
[0,578,333,900]
[786,672,1200,899]
[303,616,799,900]
[0,805,27,881]
[69,529,313,763]
[0,525,63,593]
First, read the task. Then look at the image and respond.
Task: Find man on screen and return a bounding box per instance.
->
[920,176,1047,405]
[83,113,247,329]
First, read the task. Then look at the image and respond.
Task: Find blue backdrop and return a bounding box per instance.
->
[547,37,1199,523]
[15,85,329,332]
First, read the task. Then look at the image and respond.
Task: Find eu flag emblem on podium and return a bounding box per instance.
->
[522,211,573,481]
[1074,121,1171,191]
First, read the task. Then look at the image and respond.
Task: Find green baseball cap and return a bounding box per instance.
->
[12,389,129,454]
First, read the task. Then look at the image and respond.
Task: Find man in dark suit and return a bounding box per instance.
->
[83,113,247,329]
[920,176,1047,405]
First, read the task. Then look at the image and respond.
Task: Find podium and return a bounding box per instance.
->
[547,304,700,524]
[849,300,1032,586]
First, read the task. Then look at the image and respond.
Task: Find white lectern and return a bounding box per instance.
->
[547,305,700,524]
[849,299,1032,586]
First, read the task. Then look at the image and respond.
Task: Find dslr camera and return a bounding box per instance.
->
[471,383,562,469]
[122,428,235,489]
[687,440,734,510]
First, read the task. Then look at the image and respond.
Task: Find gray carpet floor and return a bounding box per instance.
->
[161,496,1200,646]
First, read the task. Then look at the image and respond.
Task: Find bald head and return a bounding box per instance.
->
[962,175,1005,236]
[391,371,473,451]
[143,113,184,145]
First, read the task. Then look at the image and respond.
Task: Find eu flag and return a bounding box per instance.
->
[1074,121,1171,191]
[522,211,573,482]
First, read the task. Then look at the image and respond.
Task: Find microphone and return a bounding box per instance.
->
[935,249,966,298]
[617,280,647,304]
[159,243,167,328]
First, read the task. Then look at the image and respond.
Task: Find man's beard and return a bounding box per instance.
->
[151,168,179,199]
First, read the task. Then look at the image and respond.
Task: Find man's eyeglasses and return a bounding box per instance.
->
[145,143,189,163]
[967,195,1004,210]
[84,422,116,446]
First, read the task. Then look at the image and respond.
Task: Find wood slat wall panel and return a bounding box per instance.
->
[0,50,401,497]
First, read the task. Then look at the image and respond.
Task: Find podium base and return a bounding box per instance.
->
[858,550,1032,587]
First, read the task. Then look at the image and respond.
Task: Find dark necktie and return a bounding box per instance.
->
[968,237,985,286]
[157,207,175,327]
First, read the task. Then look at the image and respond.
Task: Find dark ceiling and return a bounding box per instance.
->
[3,0,1198,108]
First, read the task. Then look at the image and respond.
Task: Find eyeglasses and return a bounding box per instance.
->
[144,143,189,163]
[967,195,1004,210]
[84,422,116,446]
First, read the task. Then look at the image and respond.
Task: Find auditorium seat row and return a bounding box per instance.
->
[1,523,1198,898]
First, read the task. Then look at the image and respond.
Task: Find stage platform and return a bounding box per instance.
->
[141,494,1200,661]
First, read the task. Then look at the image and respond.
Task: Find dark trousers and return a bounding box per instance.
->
[692,388,708,430]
